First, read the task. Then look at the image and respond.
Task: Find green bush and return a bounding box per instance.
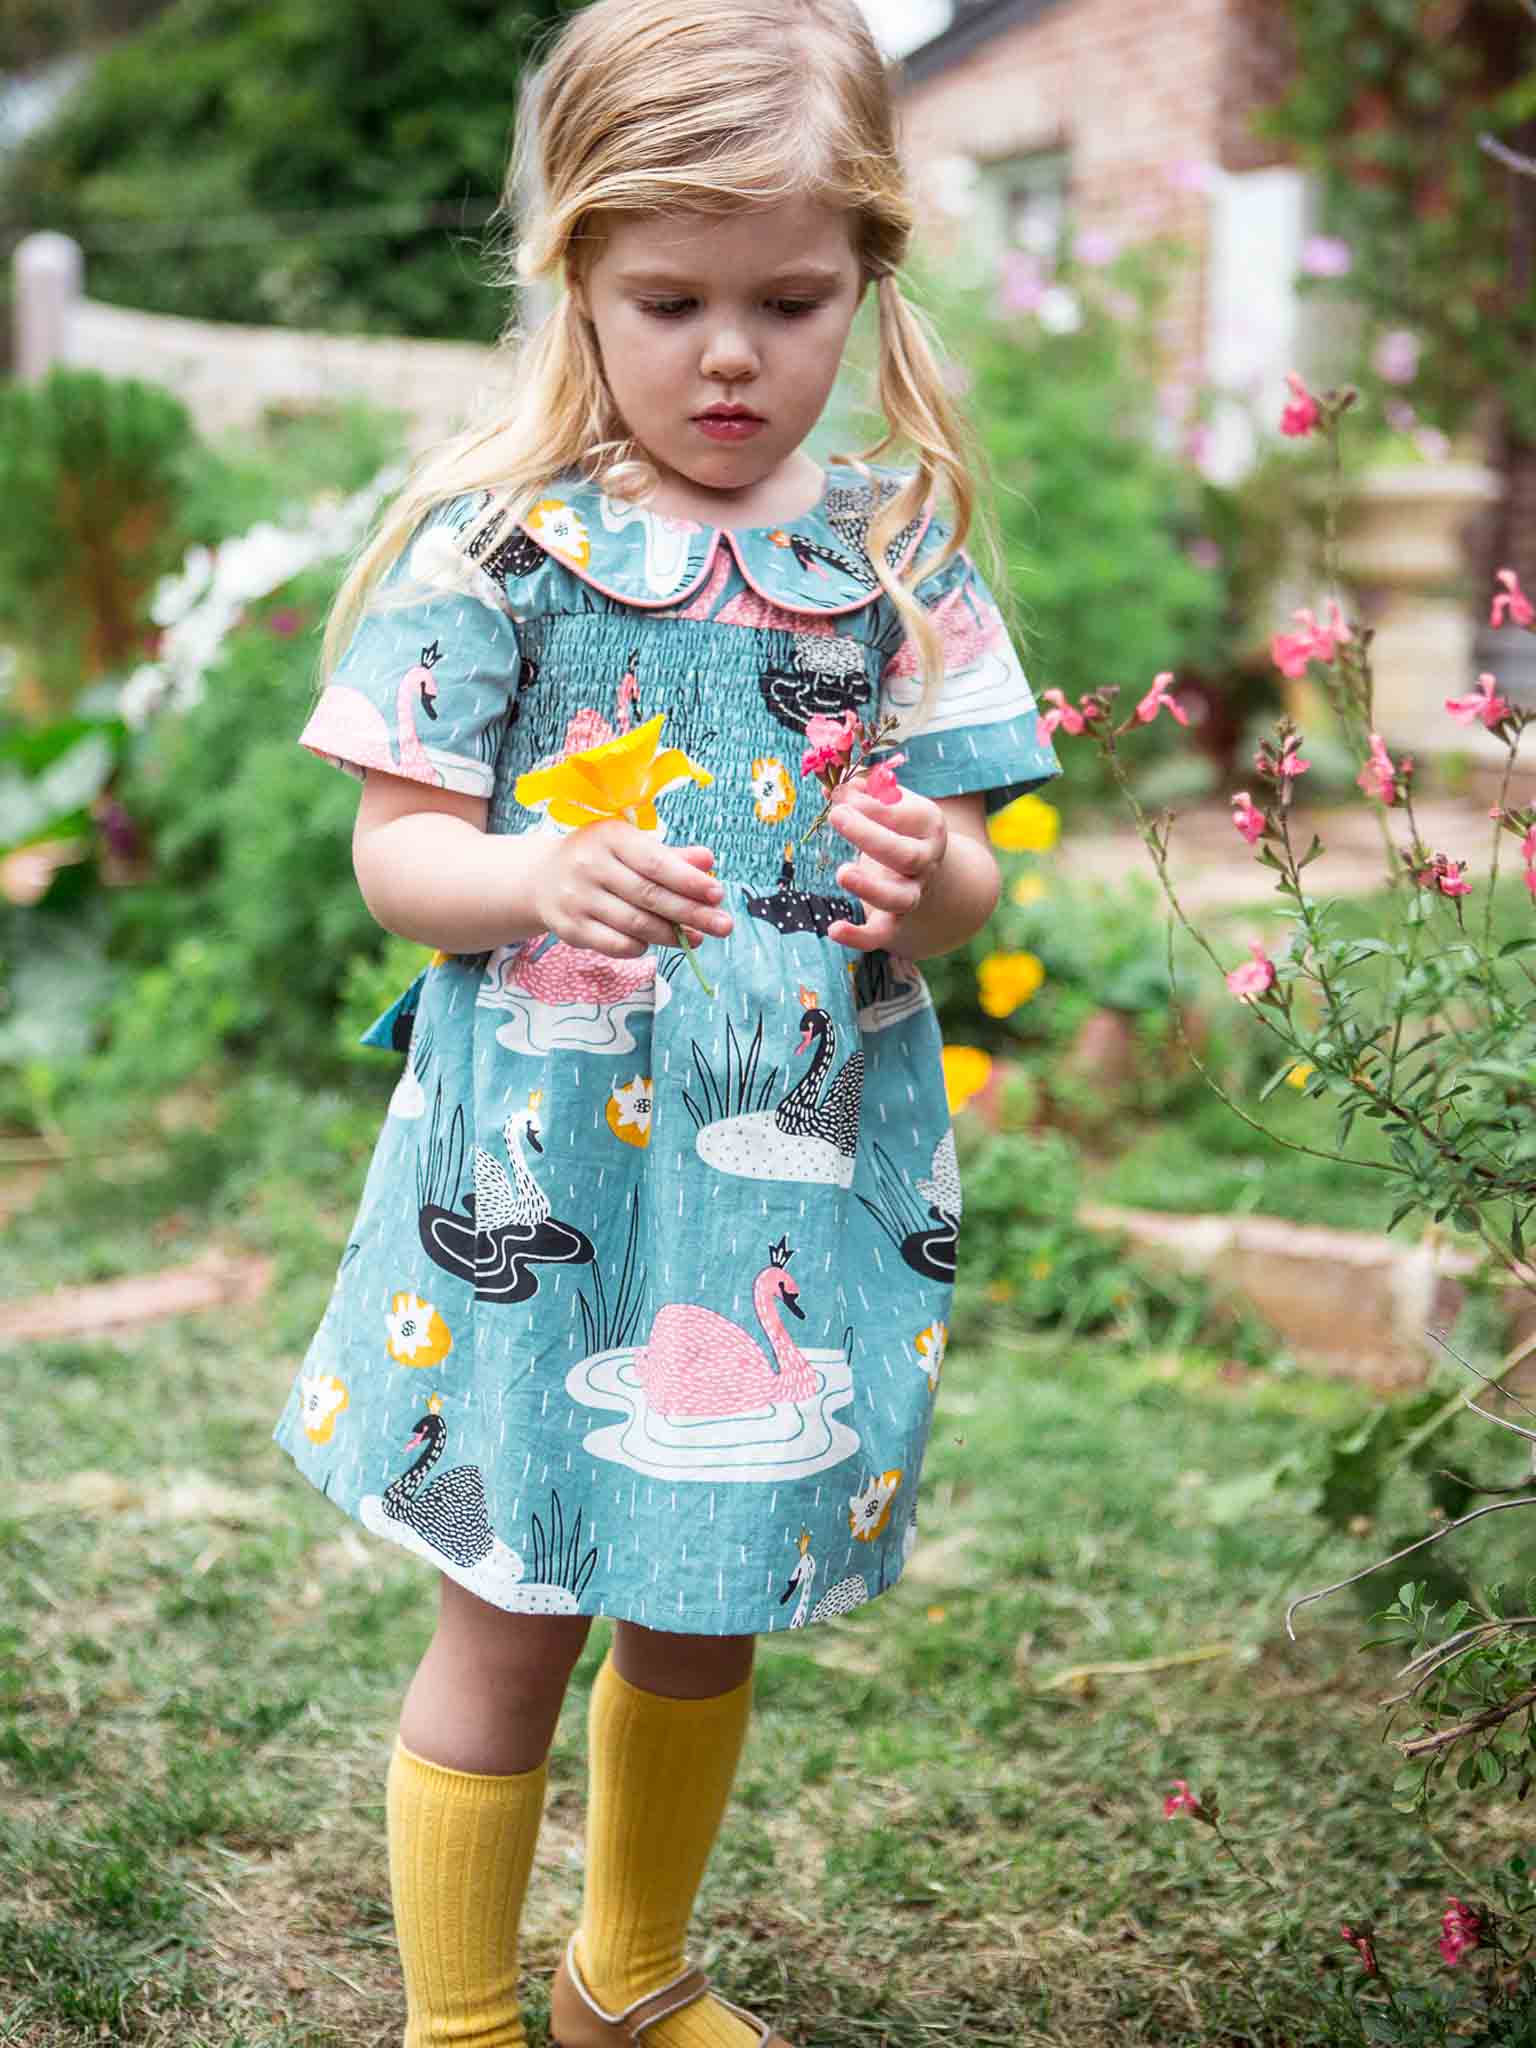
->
[4,0,571,340]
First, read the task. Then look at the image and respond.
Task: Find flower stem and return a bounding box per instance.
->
[672,921,715,998]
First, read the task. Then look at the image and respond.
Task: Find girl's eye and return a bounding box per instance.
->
[638,298,696,319]
[771,300,822,319]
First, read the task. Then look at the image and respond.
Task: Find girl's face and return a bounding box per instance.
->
[578,198,866,518]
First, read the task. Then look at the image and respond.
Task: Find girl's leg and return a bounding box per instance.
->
[572,1623,759,2048]
[389,1576,592,2048]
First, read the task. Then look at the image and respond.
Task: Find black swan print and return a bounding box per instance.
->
[692,986,862,1186]
[417,1082,594,1302]
[758,629,870,736]
[361,1398,597,1612]
[744,842,859,938]
[767,526,873,587]
[822,480,926,576]
[857,1129,961,1282]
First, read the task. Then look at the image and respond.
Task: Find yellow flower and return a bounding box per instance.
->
[605,1074,653,1148]
[525,497,591,567]
[514,713,713,832]
[749,755,796,824]
[1285,1063,1315,1090]
[941,1043,993,1114]
[988,793,1060,854]
[299,1373,349,1444]
[385,1292,454,1368]
[914,1320,948,1390]
[977,951,1046,1017]
[849,1468,903,1544]
[1009,872,1047,907]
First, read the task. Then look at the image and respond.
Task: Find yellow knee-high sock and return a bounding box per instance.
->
[575,1658,757,2048]
[387,1737,548,2048]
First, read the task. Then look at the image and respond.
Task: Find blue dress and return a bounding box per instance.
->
[273,464,1058,1633]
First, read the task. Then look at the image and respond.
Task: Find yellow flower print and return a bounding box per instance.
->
[988,793,1060,854]
[914,1320,948,1391]
[978,951,1046,1018]
[849,1468,903,1544]
[606,1074,653,1148]
[385,1291,454,1368]
[749,755,797,824]
[514,714,713,834]
[525,497,591,568]
[299,1373,349,1444]
[940,1044,993,1114]
[1009,872,1047,908]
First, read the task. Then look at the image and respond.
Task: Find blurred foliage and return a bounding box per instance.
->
[0,367,196,708]
[3,0,577,339]
[1265,0,1536,440]
[0,0,171,72]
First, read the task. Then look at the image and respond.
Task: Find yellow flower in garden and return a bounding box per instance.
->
[988,793,1060,854]
[978,951,1046,1017]
[1285,1063,1315,1090]
[514,714,713,832]
[385,1291,454,1368]
[1010,872,1047,908]
[941,1043,993,1114]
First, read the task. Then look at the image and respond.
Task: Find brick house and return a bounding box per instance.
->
[895,0,1326,483]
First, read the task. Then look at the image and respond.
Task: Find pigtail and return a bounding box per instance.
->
[856,273,996,736]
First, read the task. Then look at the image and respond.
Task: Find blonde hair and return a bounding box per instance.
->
[323,0,984,729]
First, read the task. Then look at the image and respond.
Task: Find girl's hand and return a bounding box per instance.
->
[528,820,734,958]
[825,779,947,952]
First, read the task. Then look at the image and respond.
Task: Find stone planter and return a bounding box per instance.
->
[1335,458,1503,759]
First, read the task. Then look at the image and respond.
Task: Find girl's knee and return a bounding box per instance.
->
[610,1621,755,1699]
[434,1576,594,1689]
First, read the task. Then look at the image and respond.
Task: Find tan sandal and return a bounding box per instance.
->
[550,1936,793,2047]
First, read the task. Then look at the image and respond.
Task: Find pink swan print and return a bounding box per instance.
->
[307,642,446,785]
[496,933,656,1008]
[636,1237,816,1419]
[559,655,642,756]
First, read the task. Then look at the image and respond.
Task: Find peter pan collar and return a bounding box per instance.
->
[487,463,935,617]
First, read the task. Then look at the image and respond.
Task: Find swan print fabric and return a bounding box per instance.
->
[274,465,1058,1631]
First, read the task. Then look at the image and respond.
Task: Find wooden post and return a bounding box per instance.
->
[13,230,83,384]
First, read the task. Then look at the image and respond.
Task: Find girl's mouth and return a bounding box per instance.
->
[694,409,765,442]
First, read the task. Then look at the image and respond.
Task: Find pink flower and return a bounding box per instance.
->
[1270,601,1351,679]
[863,753,907,805]
[1280,371,1322,438]
[1413,852,1471,899]
[1445,672,1513,731]
[804,710,859,756]
[1186,537,1223,571]
[1340,1924,1379,1976]
[1230,791,1266,845]
[1357,733,1399,805]
[999,250,1048,316]
[1491,568,1535,630]
[1439,1898,1483,1967]
[1039,688,1087,739]
[1226,941,1276,1002]
[1136,671,1190,726]
[1075,227,1122,267]
[1525,864,1536,900]
[1373,329,1421,384]
[1162,1779,1203,1818]
[1300,234,1352,278]
[1277,740,1311,779]
[1522,825,1536,866]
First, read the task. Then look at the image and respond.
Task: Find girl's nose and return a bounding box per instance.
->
[699,323,759,383]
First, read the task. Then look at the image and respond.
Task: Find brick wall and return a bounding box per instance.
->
[898,0,1299,385]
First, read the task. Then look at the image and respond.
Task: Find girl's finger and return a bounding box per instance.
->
[827,911,895,952]
[828,803,930,879]
[836,860,921,914]
[605,870,733,937]
[567,914,649,958]
[613,839,728,910]
[591,891,681,950]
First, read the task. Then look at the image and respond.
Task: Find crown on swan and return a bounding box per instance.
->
[768,1236,794,1269]
[797,1528,812,1557]
[427,1392,443,1415]
[798,984,819,1009]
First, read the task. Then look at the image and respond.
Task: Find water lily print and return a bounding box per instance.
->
[914,1320,947,1391]
[385,1292,454,1368]
[849,1467,903,1543]
[750,754,797,824]
[299,1373,350,1444]
[524,498,591,568]
[605,1074,653,1148]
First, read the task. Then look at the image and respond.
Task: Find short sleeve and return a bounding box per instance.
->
[877,544,1059,814]
[299,503,520,800]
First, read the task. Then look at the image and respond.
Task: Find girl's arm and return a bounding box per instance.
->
[352,771,734,957]
[826,787,999,960]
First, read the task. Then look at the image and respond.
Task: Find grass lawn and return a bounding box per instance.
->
[1,1084,1527,2046]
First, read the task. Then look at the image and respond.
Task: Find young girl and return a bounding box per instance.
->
[274,3,1058,2042]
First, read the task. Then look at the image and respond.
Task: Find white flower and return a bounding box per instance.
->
[299,1373,349,1444]
[913,1321,948,1391]
[848,1468,903,1544]
[605,1074,653,1148]
[1036,286,1083,335]
[385,1292,453,1367]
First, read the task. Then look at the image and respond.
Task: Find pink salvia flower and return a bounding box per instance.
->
[1424,854,1471,899]
[1162,1780,1203,1819]
[803,710,859,756]
[1491,568,1535,630]
[1523,825,1536,866]
[1280,370,1322,438]
[1038,688,1087,739]
[1357,733,1398,805]
[1230,791,1266,845]
[1445,672,1513,730]
[1439,1898,1483,1967]
[1136,671,1189,726]
[1269,602,1351,679]
[1340,1924,1379,1976]
[1277,736,1311,779]
[1226,941,1276,1002]
[863,753,907,805]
